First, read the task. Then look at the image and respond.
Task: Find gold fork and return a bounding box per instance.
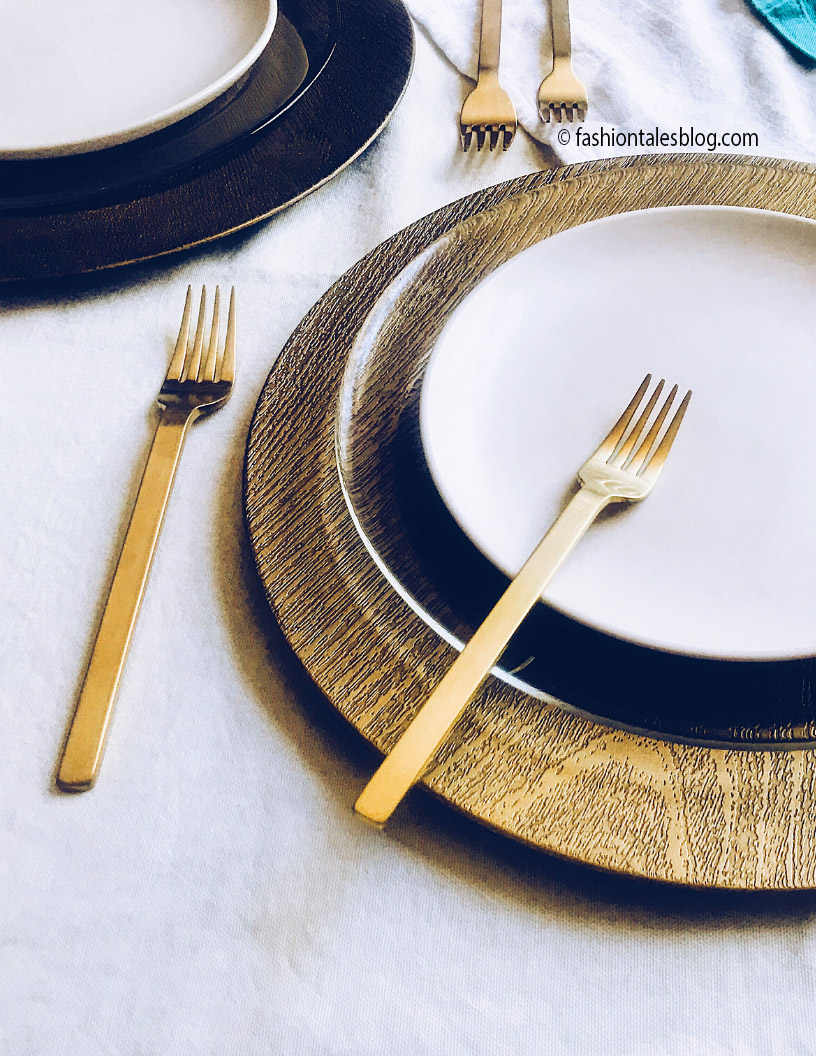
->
[56,286,236,792]
[537,0,588,122]
[355,375,691,825]
[460,0,517,151]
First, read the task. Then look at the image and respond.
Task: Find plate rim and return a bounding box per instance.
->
[418,202,816,662]
[0,0,279,159]
[244,153,816,888]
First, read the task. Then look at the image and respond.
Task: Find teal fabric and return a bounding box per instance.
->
[747,0,816,60]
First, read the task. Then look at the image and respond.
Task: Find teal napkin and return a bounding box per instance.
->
[747,0,816,61]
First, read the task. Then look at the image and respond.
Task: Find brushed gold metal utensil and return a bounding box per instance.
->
[355,375,691,825]
[537,0,588,122]
[56,286,236,792]
[460,0,517,151]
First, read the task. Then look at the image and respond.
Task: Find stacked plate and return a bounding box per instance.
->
[1,0,279,158]
[0,0,413,280]
[245,153,816,890]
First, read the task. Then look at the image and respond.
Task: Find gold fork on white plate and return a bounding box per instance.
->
[57,286,236,792]
[355,375,691,825]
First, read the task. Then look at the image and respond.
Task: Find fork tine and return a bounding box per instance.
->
[183,287,207,382]
[202,286,221,382]
[627,384,677,473]
[217,287,236,384]
[502,127,514,150]
[489,126,499,151]
[461,127,472,151]
[166,286,193,381]
[475,127,486,151]
[640,389,692,481]
[612,379,664,467]
[592,374,651,461]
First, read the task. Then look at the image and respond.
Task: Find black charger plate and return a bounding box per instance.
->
[0,0,413,281]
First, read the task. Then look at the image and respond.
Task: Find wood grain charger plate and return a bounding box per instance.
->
[0,0,413,282]
[245,155,816,889]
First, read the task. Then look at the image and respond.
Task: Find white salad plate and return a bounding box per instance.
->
[420,205,816,661]
[0,0,277,158]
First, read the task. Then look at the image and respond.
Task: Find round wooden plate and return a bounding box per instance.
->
[244,154,816,888]
[0,0,413,282]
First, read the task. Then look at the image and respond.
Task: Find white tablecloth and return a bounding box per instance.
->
[3,6,816,1054]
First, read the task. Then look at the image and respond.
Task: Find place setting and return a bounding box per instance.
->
[16,0,816,1046]
[11,0,816,897]
[244,152,816,890]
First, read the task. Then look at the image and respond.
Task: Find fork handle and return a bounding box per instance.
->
[354,486,610,825]
[550,0,574,62]
[477,0,504,75]
[56,406,193,792]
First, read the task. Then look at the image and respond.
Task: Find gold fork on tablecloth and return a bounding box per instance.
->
[537,0,588,122]
[57,286,236,792]
[460,0,518,150]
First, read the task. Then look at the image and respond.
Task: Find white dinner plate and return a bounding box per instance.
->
[420,205,816,661]
[0,0,276,158]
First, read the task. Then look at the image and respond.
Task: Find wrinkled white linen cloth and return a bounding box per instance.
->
[406,0,816,165]
[3,8,816,1056]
